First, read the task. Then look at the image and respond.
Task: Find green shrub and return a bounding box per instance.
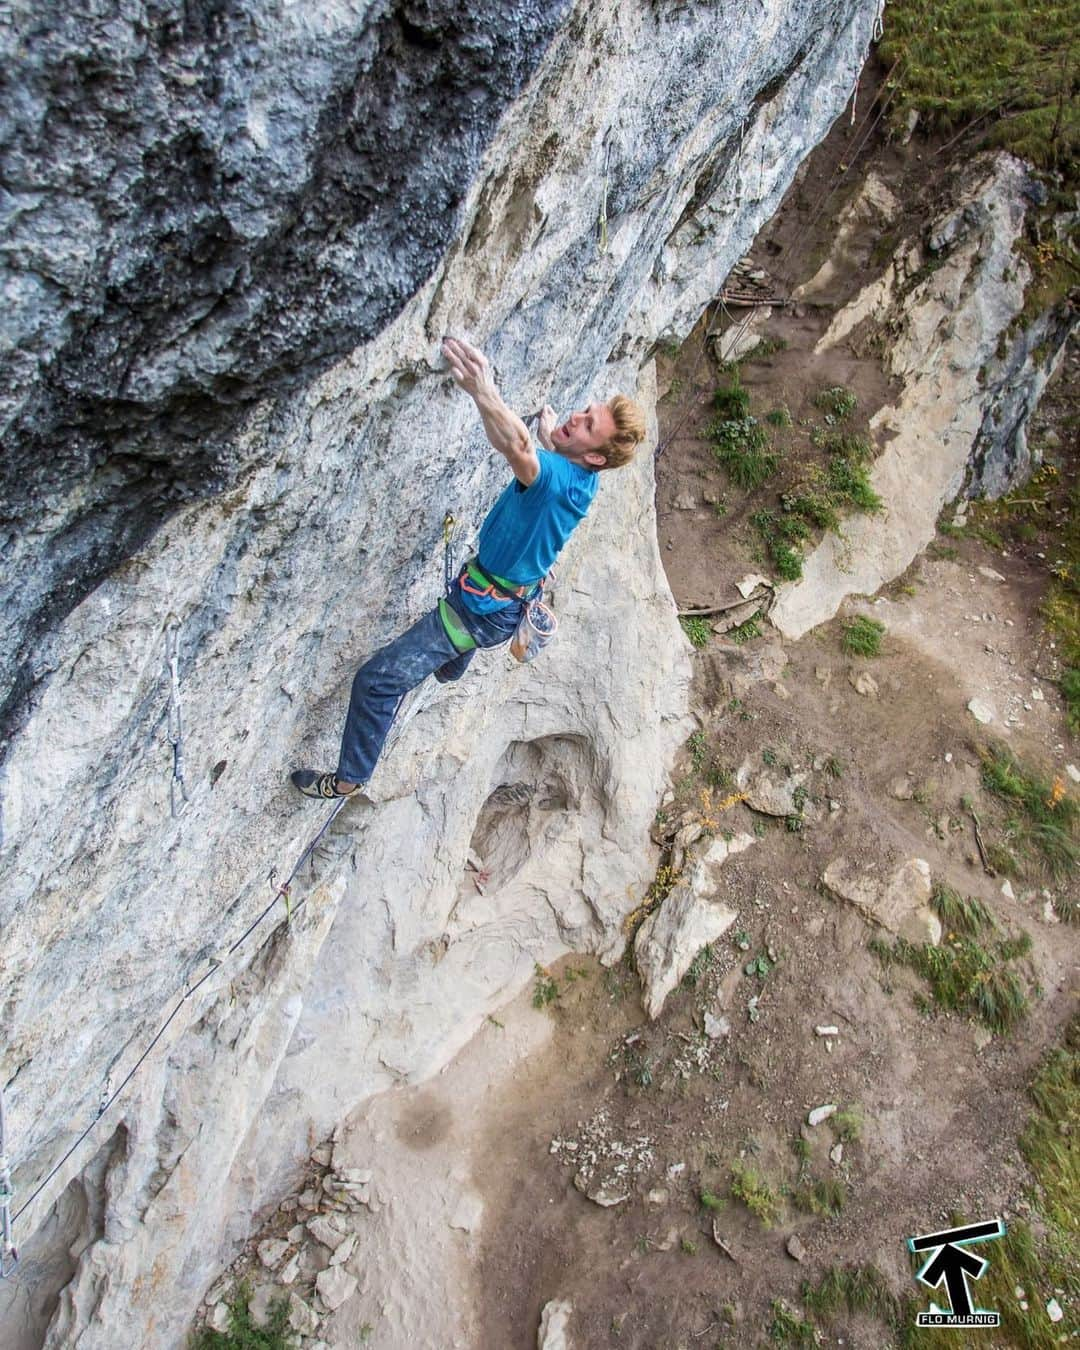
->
[979,742,1079,881]
[710,416,780,489]
[679,615,711,648]
[532,964,559,1009]
[731,1160,781,1226]
[713,380,751,419]
[729,612,763,644]
[813,386,858,420]
[1062,666,1080,733]
[841,616,885,657]
[191,1285,297,1350]
[826,456,882,511]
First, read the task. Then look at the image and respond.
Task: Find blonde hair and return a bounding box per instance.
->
[596,394,647,469]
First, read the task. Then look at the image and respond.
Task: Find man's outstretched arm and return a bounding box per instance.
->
[442,336,540,486]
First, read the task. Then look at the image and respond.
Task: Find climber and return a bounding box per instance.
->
[290,335,647,800]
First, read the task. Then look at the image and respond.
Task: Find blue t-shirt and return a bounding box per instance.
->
[461,449,599,614]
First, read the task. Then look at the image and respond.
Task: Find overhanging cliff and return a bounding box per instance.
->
[0,2,878,1344]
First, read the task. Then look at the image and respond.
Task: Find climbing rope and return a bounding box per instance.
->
[6,796,348,1239]
[654,293,756,460]
[165,618,188,818]
[0,1088,16,1278]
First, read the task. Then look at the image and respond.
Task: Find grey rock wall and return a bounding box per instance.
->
[0,0,878,1344]
[771,153,1076,641]
[1,0,574,755]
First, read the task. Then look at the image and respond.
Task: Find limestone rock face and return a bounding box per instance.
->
[0,1,878,1344]
[772,154,1075,641]
[634,836,749,1019]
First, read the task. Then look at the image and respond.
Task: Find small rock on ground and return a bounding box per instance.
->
[786,1234,807,1262]
[538,1298,574,1349]
[315,1265,358,1313]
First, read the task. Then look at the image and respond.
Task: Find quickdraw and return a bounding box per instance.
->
[165,618,189,819]
[0,1087,17,1278]
[442,513,456,597]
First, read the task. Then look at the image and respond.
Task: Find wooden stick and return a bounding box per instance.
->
[969,808,995,876]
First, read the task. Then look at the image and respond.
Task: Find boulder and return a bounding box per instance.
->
[821,856,940,944]
[288,1293,321,1337]
[736,758,810,817]
[635,837,749,1018]
[315,1266,358,1313]
[307,1216,348,1252]
[573,1174,629,1208]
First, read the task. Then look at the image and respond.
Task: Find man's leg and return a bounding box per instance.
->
[334,606,462,788]
[433,649,475,683]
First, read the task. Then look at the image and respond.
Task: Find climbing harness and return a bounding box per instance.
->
[459,558,540,603]
[7,796,346,1236]
[0,1088,16,1278]
[165,618,189,818]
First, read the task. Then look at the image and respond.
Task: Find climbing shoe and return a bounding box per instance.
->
[290,769,360,799]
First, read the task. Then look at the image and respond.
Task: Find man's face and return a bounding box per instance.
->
[551,402,615,458]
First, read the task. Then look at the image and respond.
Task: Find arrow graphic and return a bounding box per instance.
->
[918,1242,987,1317]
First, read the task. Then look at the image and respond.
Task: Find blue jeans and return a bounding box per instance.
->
[335,579,523,785]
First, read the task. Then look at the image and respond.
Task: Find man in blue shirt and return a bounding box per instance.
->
[291,336,646,799]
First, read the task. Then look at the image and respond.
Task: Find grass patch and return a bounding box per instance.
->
[872,890,1033,1034]
[841,615,885,657]
[920,935,1031,1031]
[532,964,559,1009]
[794,1177,847,1217]
[813,385,858,420]
[979,741,1079,881]
[832,1104,864,1143]
[825,455,883,511]
[731,1160,782,1227]
[745,423,882,580]
[879,0,1079,178]
[767,1301,817,1347]
[699,1189,726,1212]
[819,431,873,462]
[802,1264,899,1324]
[679,615,711,648]
[191,1285,297,1350]
[728,611,764,644]
[710,416,781,489]
[766,404,793,428]
[1062,665,1080,734]
[750,508,807,581]
[931,883,995,935]
[681,942,712,988]
[713,379,752,420]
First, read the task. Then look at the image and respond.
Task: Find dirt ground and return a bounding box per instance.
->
[469,68,1078,1350]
